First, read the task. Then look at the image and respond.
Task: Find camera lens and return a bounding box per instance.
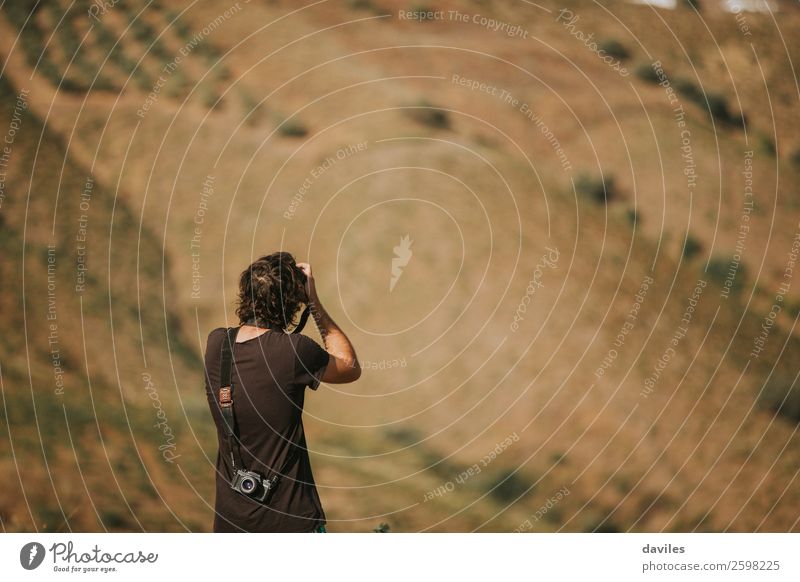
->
[240,477,255,492]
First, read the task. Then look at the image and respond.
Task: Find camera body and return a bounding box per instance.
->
[231,469,274,503]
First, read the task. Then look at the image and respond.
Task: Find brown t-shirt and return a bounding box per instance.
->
[204,326,330,532]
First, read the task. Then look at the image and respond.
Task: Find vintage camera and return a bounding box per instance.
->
[231,469,275,503]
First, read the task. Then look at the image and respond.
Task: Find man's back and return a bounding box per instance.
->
[204,327,329,532]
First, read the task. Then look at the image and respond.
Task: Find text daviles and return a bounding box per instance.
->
[643,543,685,554]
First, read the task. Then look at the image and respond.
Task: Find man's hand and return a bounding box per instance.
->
[295,261,360,383]
[296,262,317,302]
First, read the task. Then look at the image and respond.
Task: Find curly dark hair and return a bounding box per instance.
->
[235,252,308,330]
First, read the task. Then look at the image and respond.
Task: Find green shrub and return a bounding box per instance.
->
[348,0,374,8]
[277,118,309,138]
[132,68,153,92]
[758,134,776,157]
[57,20,82,61]
[599,39,630,61]
[60,77,89,93]
[129,17,155,43]
[634,62,660,84]
[674,77,702,102]
[163,68,188,99]
[790,148,800,169]
[682,234,702,260]
[197,83,220,109]
[674,78,744,128]
[19,25,47,71]
[784,299,800,319]
[240,91,267,127]
[411,4,437,20]
[575,173,618,204]
[487,469,530,504]
[580,512,621,533]
[386,427,421,445]
[407,100,450,130]
[166,12,193,42]
[706,256,746,292]
[38,59,64,88]
[758,373,800,424]
[149,39,171,61]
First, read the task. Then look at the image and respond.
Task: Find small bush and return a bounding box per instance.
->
[407,100,450,130]
[758,134,776,157]
[706,256,746,292]
[38,59,64,88]
[129,18,155,43]
[411,4,437,20]
[57,21,82,61]
[277,118,309,138]
[488,469,530,504]
[166,13,193,42]
[385,427,421,445]
[682,234,703,260]
[214,66,232,83]
[580,512,621,533]
[758,373,800,424]
[240,91,268,127]
[674,77,702,102]
[348,0,374,9]
[634,62,660,84]
[674,78,744,128]
[575,173,618,204]
[163,69,188,99]
[598,39,630,61]
[132,67,153,92]
[790,148,800,169]
[784,299,800,319]
[60,77,89,93]
[197,83,220,109]
[149,39,171,61]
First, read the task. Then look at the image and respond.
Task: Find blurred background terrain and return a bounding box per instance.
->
[1,0,799,532]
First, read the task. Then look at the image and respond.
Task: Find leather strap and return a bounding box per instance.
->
[293,305,311,334]
[219,326,244,470]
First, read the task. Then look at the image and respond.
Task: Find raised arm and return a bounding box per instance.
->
[297,262,361,384]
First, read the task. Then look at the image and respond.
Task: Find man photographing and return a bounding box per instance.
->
[204,252,360,532]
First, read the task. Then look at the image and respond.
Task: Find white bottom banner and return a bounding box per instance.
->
[1,533,796,581]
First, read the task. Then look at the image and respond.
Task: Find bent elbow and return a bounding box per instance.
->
[347,364,362,383]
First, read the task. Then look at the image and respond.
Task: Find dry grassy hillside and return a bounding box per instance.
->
[1,0,799,532]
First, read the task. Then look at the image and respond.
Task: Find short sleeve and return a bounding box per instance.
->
[294,335,330,390]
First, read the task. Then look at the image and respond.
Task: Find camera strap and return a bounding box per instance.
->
[217,326,302,480]
[293,305,311,334]
[219,326,244,470]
